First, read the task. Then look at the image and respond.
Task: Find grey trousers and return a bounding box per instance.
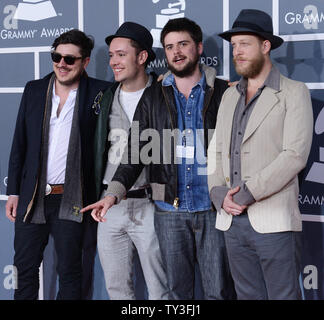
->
[224,213,302,300]
[97,197,168,300]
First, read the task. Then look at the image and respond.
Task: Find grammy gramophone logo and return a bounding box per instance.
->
[13,0,57,22]
[150,0,186,48]
[306,107,324,184]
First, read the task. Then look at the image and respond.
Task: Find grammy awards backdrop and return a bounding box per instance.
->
[0,0,323,300]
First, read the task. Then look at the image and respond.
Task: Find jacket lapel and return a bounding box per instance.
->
[77,73,87,122]
[242,87,279,144]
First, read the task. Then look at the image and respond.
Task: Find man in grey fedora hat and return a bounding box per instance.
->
[85,22,168,300]
[208,9,313,299]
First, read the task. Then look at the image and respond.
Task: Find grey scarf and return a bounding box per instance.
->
[31,74,83,224]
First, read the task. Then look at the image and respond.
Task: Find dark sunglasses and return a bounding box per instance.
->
[51,52,83,65]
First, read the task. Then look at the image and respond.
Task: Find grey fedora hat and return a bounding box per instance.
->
[105,21,156,63]
[219,9,283,50]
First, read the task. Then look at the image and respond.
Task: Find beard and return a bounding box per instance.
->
[167,52,200,78]
[233,52,265,79]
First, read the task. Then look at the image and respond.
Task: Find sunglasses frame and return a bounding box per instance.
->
[51,51,83,65]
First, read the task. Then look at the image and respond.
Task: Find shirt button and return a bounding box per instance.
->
[234,171,238,175]
[187,167,191,171]
[235,151,239,155]
[190,95,194,98]
[187,111,191,115]
[238,132,242,135]
[187,129,191,134]
[187,185,190,189]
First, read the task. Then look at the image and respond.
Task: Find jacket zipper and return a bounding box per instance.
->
[202,87,214,155]
[161,86,179,208]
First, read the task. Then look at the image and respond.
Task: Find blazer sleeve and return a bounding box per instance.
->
[6,83,30,195]
[245,82,314,201]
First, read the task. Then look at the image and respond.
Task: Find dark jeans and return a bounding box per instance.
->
[154,208,236,300]
[224,213,302,300]
[14,194,84,300]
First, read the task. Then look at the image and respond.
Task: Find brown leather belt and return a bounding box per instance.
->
[45,184,64,195]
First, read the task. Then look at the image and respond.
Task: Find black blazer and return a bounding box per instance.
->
[6,72,111,218]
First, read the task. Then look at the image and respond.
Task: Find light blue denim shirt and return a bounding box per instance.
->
[155,72,211,213]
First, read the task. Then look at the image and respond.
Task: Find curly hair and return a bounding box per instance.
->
[52,29,94,58]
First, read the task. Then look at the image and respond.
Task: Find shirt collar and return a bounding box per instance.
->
[162,71,206,92]
[236,64,280,94]
[53,82,78,99]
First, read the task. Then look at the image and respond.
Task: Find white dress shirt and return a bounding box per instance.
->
[46,83,77,184]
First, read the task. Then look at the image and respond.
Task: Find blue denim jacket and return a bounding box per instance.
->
[155,73,211,213]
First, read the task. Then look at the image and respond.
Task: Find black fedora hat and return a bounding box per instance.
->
[219,9,283,50]
[105,21,156,63]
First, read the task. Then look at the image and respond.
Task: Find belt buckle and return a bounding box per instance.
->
[45,184,52,196]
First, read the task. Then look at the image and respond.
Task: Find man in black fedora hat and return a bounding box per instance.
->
[208,9,313,299]
[83,21,168,300]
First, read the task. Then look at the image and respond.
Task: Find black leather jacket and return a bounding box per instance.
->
[110,66,228,206]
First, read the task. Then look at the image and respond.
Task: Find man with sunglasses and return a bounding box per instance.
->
[5,29,110,300]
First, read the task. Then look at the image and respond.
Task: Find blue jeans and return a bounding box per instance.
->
[154,207,236,300]
[13,194,84,300]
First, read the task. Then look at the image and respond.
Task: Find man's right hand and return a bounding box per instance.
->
[80,195,116,222]
[222,186,247,216]
[5,195,19,222]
